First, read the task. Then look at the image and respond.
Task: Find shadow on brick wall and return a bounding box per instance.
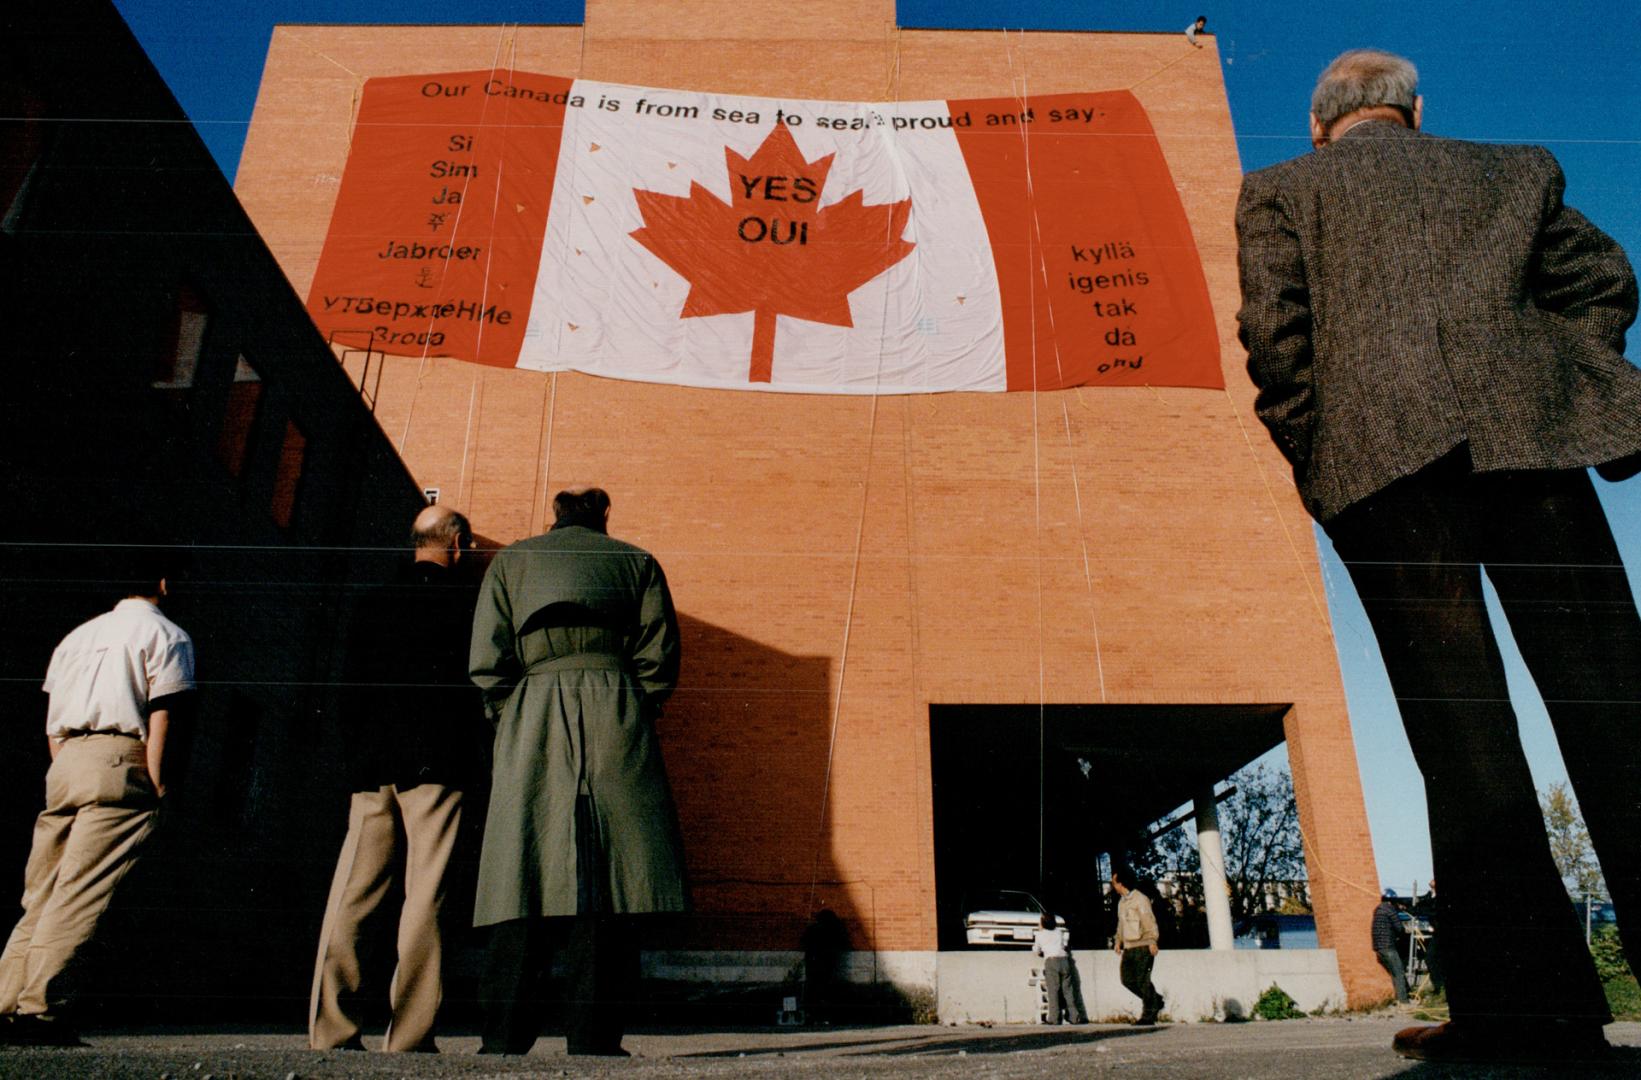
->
[658,613,857,954]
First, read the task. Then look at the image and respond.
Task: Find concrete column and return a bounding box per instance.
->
[1195,786,1235,951]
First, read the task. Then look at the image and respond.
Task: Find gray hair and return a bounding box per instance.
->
[1310,49,1418,132]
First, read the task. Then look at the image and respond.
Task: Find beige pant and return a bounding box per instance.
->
[308,783,464,1051]
[0,734,159,1019]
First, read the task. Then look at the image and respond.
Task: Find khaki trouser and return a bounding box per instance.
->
[0,734,159,1019]
[309,783,464,1051]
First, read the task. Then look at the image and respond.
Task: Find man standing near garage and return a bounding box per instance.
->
[470,487,686,1057]
[1111,864,1163,1024]
[1032,913,1083,1025]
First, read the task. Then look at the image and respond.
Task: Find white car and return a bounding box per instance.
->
[963,889,1063,947]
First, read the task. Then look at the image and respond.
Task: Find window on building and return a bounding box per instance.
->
[155,284,210,389]
[270,420,307,529]
[1,87,50,235]
[215,356,264,478]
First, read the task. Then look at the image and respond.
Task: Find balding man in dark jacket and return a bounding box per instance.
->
[310,505,486,1052]
[1237,48,1641,1063]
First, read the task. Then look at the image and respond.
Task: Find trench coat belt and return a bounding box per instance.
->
[520,652,631,676]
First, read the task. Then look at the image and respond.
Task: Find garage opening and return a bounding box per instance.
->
[929,703,1292,950]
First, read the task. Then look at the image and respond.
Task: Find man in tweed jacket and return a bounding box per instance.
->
[1237,49,1641,1063]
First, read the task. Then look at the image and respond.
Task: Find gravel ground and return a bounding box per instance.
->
[2,1020,1639,1079]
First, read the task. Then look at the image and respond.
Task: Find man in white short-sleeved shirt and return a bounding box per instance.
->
[0,559,194,1047]
[1032,913,1084,1024]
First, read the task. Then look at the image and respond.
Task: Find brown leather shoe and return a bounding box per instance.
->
[1393,1020,1608,1063]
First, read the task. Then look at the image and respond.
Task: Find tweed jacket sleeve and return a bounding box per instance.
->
[1529,150,1638,354]
[1235,168,1314,468]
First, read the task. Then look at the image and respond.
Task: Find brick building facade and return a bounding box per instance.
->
[234,1,1390,1006]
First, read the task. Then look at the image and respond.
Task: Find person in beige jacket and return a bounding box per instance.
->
[1111,864,1162,1024]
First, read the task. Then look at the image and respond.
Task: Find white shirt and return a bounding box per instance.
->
[1033,925,1069,959]
[42,598,195,741]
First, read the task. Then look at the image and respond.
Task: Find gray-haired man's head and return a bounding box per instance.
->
[1310,49,1420,145]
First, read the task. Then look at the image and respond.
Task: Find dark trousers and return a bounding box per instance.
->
[481,794,639,1054]
[1041,955,1083,1023]
[1325,450,1641,1023]
[1119,948,1161,1019]
[480,915,637,1054]
[1377,947,1409,1003]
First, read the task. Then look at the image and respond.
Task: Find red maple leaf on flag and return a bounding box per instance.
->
[630,122,915,382]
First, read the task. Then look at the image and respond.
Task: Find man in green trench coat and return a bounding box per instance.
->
[469,487,687,1056]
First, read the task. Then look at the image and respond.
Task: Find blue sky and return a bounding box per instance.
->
[112,0,1641,892]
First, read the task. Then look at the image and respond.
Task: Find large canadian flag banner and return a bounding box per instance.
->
[308,70,1222,393]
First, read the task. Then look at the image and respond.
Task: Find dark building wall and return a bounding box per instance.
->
[1,0,428,1019]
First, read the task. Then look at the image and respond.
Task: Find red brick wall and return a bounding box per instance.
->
[235,2,1390,1006]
